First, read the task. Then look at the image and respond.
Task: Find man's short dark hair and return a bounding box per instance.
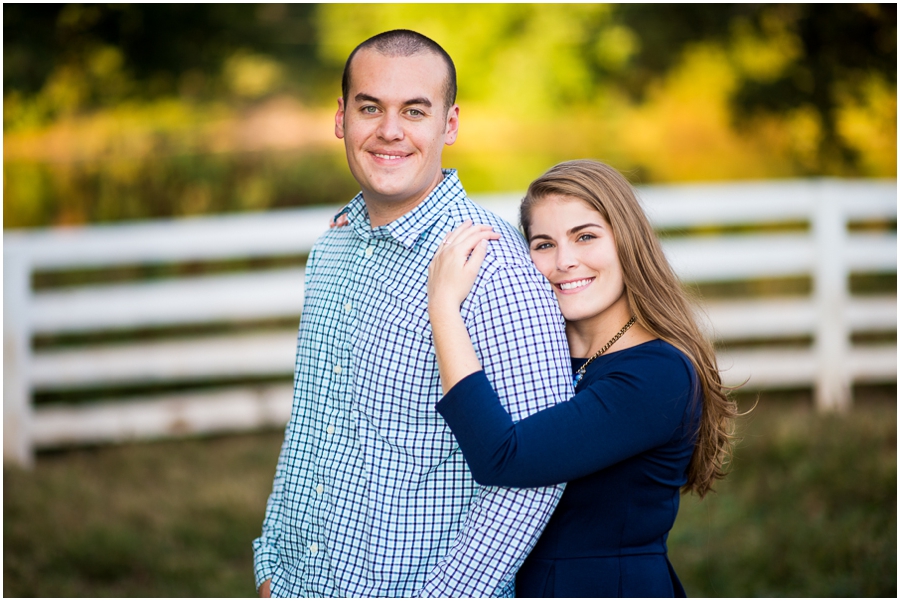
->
[341,29,457,113]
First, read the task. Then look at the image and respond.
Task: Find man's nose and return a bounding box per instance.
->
[376,112,404,141]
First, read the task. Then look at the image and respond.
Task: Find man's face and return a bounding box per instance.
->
[335,49,459,225]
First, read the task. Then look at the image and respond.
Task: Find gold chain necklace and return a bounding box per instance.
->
[572,315,637,386]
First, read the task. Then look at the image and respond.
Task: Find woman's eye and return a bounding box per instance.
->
[577,233,596,242]
[532,242,552,251]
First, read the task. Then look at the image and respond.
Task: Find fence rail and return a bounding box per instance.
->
[4,178,896,467]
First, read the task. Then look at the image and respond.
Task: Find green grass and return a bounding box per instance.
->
[5,390,897,597]
[671,389,897,597]
[4,433,280,597]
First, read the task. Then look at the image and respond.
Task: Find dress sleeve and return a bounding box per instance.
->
[416,258,573,597]
[436,348,695,488]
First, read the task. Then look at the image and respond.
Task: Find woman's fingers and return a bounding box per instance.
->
[428,223,498,310]
[452,227,500,259]
[439,220,473,248]
[329,213,349,228]
[466,238,490,272]
[440,222,499,255]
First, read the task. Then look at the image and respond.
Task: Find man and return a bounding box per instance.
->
[254,29,573,597]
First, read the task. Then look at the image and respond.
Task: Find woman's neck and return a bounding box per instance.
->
[566,305,654,358]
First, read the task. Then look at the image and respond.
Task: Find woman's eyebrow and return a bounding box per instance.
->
[567,223,604,235]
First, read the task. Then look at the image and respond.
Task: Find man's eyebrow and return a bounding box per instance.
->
[353,93,432,108]
[403,97,432,108]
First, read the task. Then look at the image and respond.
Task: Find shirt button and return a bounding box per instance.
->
[309,543,319,555]
[344,302,352,312]
[333,364,342,375]
[326,425,335,435]
[365,247,373,257]
[316,484,324,495]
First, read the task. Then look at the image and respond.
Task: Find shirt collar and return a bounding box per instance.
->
[344,169,465,248]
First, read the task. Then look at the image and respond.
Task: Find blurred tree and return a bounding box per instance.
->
[3,4,330,128]
[614,3,897,174]
[3,4,896,228]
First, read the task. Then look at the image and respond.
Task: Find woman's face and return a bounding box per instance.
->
[528,194,628,325]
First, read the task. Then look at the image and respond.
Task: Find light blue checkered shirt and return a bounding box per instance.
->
[253,170,573,597]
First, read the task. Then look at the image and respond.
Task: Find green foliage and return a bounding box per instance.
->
[4,395,896,597]
[3,4,327,128]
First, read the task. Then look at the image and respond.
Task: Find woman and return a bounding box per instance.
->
[427,159,738,597]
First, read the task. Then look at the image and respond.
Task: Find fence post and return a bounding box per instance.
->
[4,245,34,467]
[812,184,852,411]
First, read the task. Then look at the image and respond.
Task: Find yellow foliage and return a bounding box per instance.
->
[835,75,898,176]
[223,52,284,99]
[730,15,801,82]
[615,44,791,181]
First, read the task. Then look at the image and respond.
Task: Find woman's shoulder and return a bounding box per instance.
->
[577,339,700,434]
[593,339,696,389]
[620,338,692,363]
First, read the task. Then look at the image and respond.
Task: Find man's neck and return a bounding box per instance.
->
[365,171,446,228]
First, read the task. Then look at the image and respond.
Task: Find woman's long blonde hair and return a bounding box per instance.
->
[521,159,738,497]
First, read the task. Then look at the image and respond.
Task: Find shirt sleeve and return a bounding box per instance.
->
[251,245,322,589]
[417,258,574,597]
[252,437,287,587]
[436,348,696,488]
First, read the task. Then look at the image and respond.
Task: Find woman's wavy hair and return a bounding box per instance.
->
[520,159,739,497]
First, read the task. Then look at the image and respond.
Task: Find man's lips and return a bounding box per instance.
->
[554,277,595,293]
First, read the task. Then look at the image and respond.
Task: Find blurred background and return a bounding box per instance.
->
[3,3,896,597]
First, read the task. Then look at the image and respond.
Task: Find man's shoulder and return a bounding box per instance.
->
[447,197,554,304]
[454,195,521,235]
[452,196,529,264]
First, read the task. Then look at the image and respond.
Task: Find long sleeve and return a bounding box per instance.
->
[436,342,697,488]
[251,245,321,589]
[252,431,288,586]
[417,259,573,597]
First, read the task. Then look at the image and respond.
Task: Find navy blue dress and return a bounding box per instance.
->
[436,339,699,597]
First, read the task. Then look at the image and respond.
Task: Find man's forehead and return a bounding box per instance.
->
[348,49,447,89]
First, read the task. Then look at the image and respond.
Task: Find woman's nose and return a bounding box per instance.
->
[555,246,578,271]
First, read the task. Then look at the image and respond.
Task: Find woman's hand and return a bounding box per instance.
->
[428,221,500,393]
[428,221,500,314]
[329,213,349,228]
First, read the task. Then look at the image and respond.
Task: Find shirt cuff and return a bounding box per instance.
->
[252,537,279,589]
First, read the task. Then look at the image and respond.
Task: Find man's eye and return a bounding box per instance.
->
[408,109,423,117]
[362,106,377,113]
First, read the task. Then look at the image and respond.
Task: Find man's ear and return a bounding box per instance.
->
[335,97,345,140]
[444,104,460,146]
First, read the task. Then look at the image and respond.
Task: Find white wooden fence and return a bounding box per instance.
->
[4,179,896,467]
